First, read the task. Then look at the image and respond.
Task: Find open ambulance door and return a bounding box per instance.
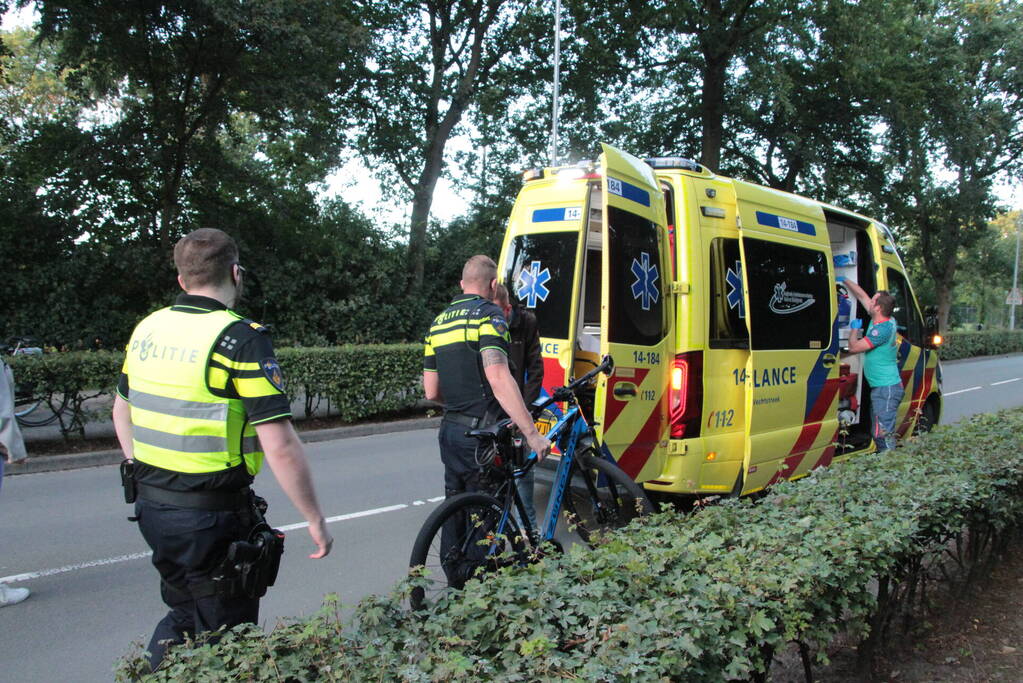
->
[735,184,840,494]
[595,144,672,483]
[500,173,589,412]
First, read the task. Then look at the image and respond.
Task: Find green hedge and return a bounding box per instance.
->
[275,345,424,421]
[938,329,1023,361]
[116,408,1023,681]
[5,344,425,437]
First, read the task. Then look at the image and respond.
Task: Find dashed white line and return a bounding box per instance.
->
[944,386,982,396]
[991,377,1021,386]
[1,499,438,585]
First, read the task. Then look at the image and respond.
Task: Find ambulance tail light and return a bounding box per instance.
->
[670,351,703,439]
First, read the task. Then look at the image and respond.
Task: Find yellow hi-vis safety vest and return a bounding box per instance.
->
[124,306,264,476]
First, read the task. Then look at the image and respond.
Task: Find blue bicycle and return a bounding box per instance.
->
[409,355,654,610]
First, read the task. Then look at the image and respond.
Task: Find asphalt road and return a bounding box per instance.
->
[0,353,1020,682]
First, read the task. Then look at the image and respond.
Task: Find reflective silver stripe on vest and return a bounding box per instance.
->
[242,436,260,454]
[133,425,228,454]
[129,389,229,422]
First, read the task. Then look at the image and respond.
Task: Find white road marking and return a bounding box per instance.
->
[944,386,982,396]
[991,378,1021,386]
[0,500,437,585]
[0,552,154,584]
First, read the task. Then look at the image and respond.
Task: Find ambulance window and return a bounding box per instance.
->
[743,239,832,350]
[709,238,749,348]
[663,183,677,278]
[582,249,601,326]
[503,232,578,340]
[886,268,923,344]
[607,206,665,346]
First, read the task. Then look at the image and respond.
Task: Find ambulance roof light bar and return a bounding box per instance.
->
[645,157,704,172]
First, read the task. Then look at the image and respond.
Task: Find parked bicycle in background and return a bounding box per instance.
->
[3,337,69,428]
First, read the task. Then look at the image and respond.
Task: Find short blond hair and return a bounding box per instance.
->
[462,254,497,287]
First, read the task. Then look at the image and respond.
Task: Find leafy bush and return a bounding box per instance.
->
[5,345,425,438]
[276,345,423,422]
[938,329,1023,360]
[118,408,1023,681]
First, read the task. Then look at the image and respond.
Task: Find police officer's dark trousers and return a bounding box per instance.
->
[135,498,258,669]
[438,419,488,587]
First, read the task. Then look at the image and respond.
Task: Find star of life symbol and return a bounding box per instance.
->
[630,251,660,311]
[726,260,745,318]
[516,260,551,308]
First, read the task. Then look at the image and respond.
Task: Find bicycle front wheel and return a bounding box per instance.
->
[409,492,526,611]
[563,451,655,546]
[15,391,69,427]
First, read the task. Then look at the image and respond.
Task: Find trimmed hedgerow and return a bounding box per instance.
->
[5,344,425,438]
[117,408,1023,682]
[938,329,1023,361]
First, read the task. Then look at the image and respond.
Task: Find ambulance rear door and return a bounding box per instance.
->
[500,173,590,407]
[595,144,672,483]
[735,183,840,493]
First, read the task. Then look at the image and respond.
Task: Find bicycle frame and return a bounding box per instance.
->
[489,397,610,554]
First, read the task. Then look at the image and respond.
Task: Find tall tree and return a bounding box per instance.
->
[28,0,366,250]
[876,0,1023,332]
[351,0,545,294]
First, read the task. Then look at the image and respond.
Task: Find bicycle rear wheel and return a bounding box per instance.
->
[563,451,654,546]
[409,492,526,611]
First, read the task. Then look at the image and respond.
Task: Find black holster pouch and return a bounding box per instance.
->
[213,493,285,599]
[120,460,137,504]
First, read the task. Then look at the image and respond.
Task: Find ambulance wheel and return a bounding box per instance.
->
[914,399,939,435]
[563,451,654,546]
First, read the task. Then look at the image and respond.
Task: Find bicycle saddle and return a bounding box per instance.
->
[466,419,514,441]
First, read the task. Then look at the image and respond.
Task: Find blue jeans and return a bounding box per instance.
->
[871,383,904,453]
[515,467,538,532]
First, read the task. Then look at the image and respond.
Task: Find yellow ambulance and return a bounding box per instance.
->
[497,144,943,498]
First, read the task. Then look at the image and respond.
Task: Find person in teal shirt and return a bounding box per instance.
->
[843,280,904,452]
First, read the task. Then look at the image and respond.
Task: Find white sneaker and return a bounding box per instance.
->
[0,583,30,607]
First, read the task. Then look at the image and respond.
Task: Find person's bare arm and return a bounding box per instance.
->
[255,420,333,559]
[845,328,874,354]
[112,394,134,460]
[482,349,551,458]
[423,371,442,403]
[842,279,873,311]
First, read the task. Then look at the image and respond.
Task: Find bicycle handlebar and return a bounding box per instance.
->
[531,353,614,418]
[465,354,615,446]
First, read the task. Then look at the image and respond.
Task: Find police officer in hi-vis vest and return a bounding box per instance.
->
[112,228,332,669]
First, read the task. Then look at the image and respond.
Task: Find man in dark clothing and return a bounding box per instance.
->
[422,256,550,498]
[493,283,544,529]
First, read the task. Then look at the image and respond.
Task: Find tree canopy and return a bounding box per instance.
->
[1,0,1021,346]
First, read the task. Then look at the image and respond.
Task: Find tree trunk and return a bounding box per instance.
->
[935,280,953,333]
[700,55,728,172]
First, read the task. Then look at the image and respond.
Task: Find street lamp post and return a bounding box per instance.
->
[1011,211,1021,330]
[550,0,561,167]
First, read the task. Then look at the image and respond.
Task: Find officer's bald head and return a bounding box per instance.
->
[461,255,498,297]
[174,228,238,290]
